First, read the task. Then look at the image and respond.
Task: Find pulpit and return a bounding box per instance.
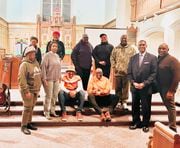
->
[0,57,21,88]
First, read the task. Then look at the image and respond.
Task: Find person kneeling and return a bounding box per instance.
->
[58,67,85,122]
[87,68,119,121]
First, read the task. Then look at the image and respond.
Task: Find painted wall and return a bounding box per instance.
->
[0,0,7,19]
[136,8,180,60]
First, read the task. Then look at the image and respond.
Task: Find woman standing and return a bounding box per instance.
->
[41,41,61,119]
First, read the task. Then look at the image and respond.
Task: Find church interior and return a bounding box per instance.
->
[0,0,179,147]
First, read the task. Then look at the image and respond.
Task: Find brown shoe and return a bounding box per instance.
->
[100,113,106,121]
[61,112,68,122]
[105,111,111,121]
[76,112,83,121]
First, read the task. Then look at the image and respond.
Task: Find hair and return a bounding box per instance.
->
[138,40,147,44]
[99,33,107,38]
[48,41,58,51]
[30,36,38,42]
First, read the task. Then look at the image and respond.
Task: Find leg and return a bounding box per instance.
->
[88,94,102,114]
[121,75,129,105]
[50,80,60,115]
[131,91,141,125]
[108,94,119,114]
[160,91,176,130]
[58,90,69,112]
[43,81,53,117]
[115,76,122,103]
[76,90,85,112]
[141,93,152,127]
[81,68,91,90]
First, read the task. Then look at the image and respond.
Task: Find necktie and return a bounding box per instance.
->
[139,54,143,67]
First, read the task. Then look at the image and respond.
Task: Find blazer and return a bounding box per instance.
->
[127,52,157,94]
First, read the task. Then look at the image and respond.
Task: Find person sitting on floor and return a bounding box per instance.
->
[58,67,85,122]
[87,68,119,121]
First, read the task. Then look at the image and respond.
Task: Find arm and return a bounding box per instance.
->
[127,56,134,84]
[41,54,48,81]
[169,58,180,92]
[143,56,158,87]
[76,80,84,92]
[18,63,29,94]
[110,48,116,69]
[92,46,100,64]
[60,41,65,59]
[101,79,111,95]
[46,41,50,53]
[60,81,70,93]
[71,43,80,68]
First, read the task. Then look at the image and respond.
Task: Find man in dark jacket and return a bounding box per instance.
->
[92,33,114,78]
[128,40,157,132]
[157,43,180,132]
[71,34,93,90]
[46,31,65,60]
[22,36,42,65]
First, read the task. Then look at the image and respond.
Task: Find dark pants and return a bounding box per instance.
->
[76,67,91,90]
[131,90,152,127]
[88,94,119,114]
[58,90,85,112]
[159,88,176,129]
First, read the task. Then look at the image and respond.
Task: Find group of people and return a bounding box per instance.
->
[18,31,180,135]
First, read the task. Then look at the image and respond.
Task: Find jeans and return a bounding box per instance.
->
[58,90,85,112]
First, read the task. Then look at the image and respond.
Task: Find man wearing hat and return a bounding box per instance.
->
[46,31,65,59]
[93,33,114,78]
[71,33,93,90]
[18,46,42,135]
[58,67,85,121]
[87,68,119,121]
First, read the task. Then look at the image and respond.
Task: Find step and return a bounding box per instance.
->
[0,114,179,127]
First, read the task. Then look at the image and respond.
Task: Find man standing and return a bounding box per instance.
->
[18,46,41,135]
[127,40,157,132]
[157,43,180,132]
[87,68,119,121]
[110,35,136,110]
[71,34,93,90]
[92,33,114,78]
[46,31,65,60]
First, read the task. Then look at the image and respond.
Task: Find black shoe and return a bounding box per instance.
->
[129,124,142,130]
[169,127,177,132]
[27,123,38,130]
[21,125,31,135]
[142,126,149,133]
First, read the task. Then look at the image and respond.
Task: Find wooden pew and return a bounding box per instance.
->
[150,122,180,148]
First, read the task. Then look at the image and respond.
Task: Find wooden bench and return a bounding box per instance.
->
[149,122,180,148]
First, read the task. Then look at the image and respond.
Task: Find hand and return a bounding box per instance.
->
[138,83,145,89]
[166,91,174,99]
[99,61,106,66]
[133,82,139,89]
[92,90,97,95]
[69,91,76,98]
[25,92,32,99]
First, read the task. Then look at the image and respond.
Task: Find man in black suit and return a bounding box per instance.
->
[127,40,157,132]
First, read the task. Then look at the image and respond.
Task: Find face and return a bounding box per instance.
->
[158,44,169,56]
[120,35,127,46]
[96,72,103,80]
[67,71,75,79]
[51,43,58,53]
[100,35,108,43]
[28,52,36,61]
[53,34,60,40]
[138,40,147,53]
[82,37,88,43]
[30,39,38,47]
